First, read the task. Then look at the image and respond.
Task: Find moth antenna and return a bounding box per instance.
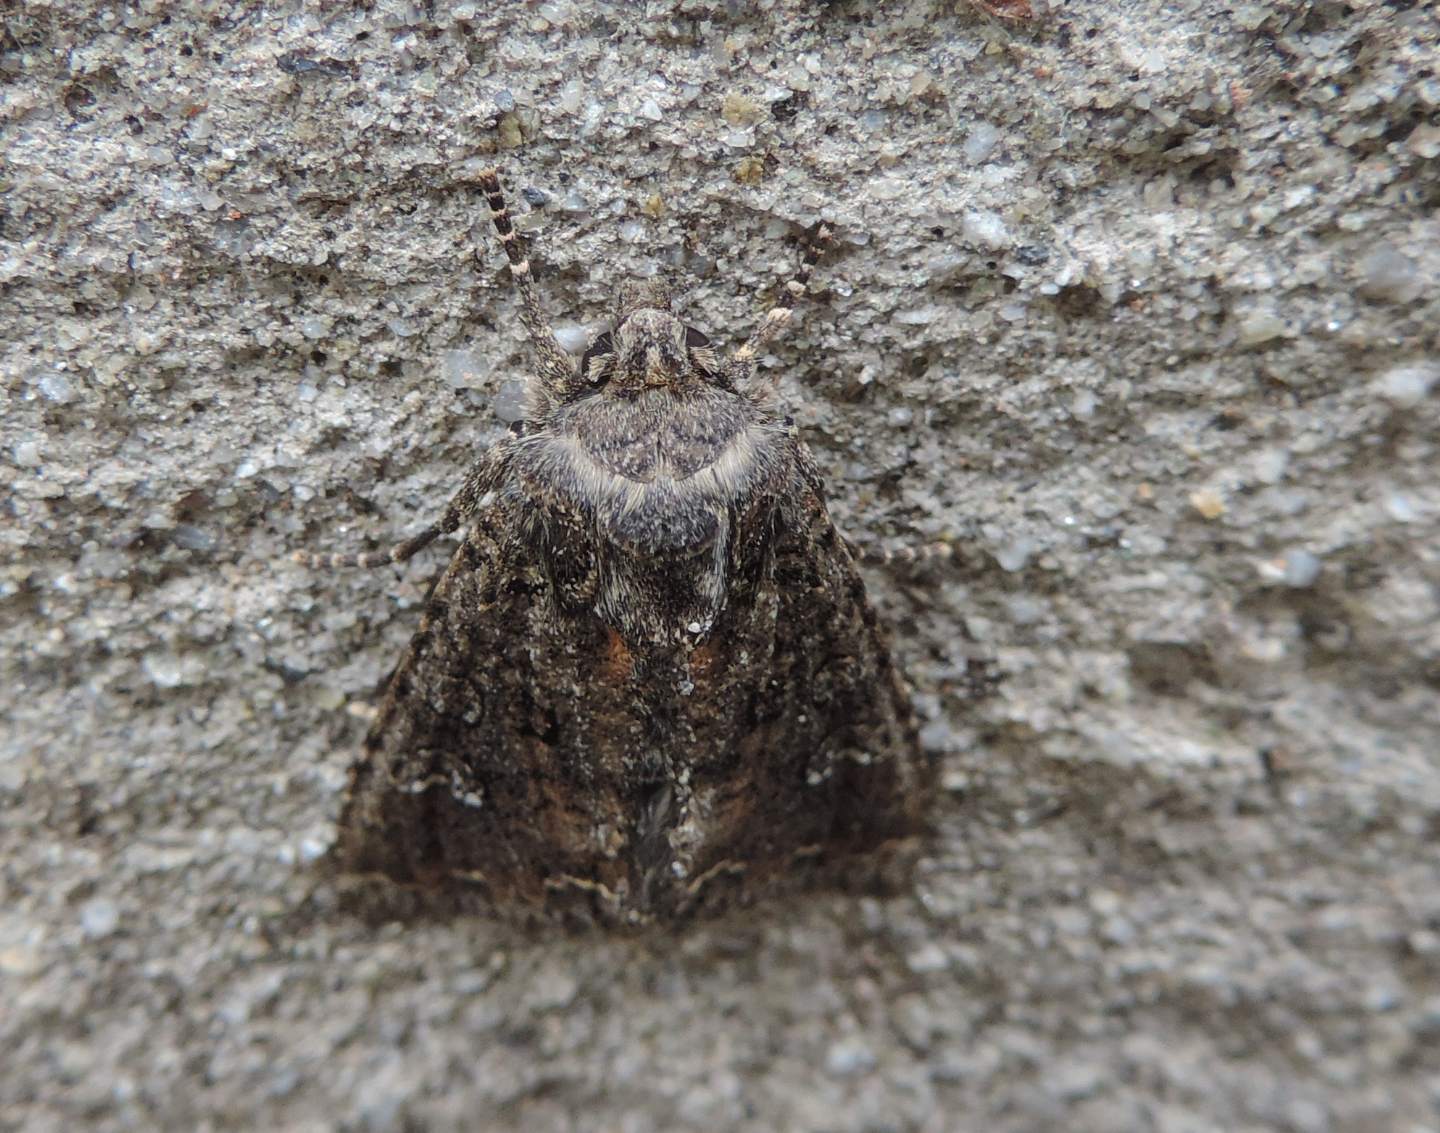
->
[729,223,832,390]
[474,168,581,400]
[293,525,445,571]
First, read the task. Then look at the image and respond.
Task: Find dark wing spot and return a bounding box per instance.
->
[685,326,711,348]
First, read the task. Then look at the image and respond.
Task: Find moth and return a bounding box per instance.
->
[304,168,935,925]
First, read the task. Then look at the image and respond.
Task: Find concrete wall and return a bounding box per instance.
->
[3,2,1437,1129]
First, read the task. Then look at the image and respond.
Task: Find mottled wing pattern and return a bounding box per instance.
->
[332,493,636,914]
[332,463,932,925]
[769,476,931,843]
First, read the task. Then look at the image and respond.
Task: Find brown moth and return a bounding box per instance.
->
[303,168,934,926]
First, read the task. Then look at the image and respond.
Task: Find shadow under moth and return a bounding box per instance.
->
[302,168,937,926]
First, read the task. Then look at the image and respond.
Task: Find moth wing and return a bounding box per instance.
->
[329,470,935,922]
[670,478,932,910]
[330,509,629,913]
[773,503,933,842]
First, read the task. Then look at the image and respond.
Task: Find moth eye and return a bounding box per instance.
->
[580,332,614,383]
[685,326,719,374]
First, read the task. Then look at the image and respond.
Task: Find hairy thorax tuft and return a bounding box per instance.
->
[510,386,792,645]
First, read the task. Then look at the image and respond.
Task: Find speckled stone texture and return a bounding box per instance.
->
[3,2,1438,1130]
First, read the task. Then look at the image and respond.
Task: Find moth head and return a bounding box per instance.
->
[580,281,719,392]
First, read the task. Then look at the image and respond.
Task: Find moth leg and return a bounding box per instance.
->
[727,222,832,390]
[296,445,510,570]
[474,168,580,400]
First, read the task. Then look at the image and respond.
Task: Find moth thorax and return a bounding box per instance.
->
[605,498,724,558]
[597,547,729,651]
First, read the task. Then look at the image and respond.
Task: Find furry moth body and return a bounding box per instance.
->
[307,169,934,925]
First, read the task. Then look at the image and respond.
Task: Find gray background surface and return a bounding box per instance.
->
[3,1,1438,1130]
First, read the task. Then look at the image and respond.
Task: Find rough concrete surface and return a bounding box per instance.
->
[3,1,1439,1130]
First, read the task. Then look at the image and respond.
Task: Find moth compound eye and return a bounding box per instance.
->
[685,326,718,374]
[581,332,615,384]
